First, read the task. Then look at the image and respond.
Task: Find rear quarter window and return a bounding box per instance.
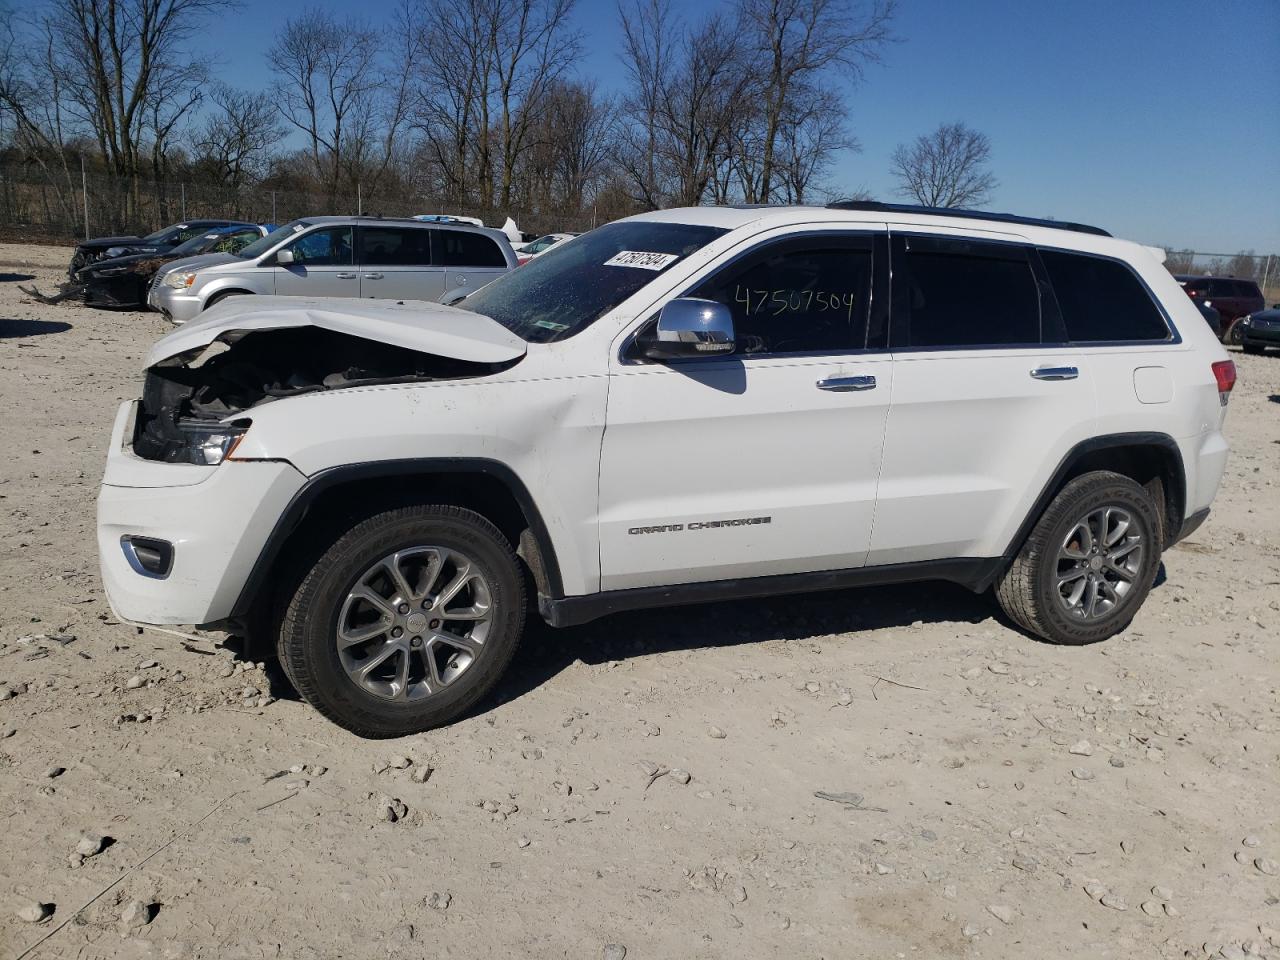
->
[434,230,507,268]
[1039,249,1170,343]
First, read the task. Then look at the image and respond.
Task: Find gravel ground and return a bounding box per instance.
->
[1,242,1277,960]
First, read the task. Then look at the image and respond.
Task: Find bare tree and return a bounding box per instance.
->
[406,0,579,213]
[3,0,228,225]
[618,0,753,208]
[193,86,284,191]
[269,10,383,206]
[890,122,997,208]
[408,0,490,204]
[540,81,615,211]
[739,0,894,202]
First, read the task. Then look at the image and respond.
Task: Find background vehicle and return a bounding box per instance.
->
[76,225,269,309]
[1238,305,1280,355]
[149,216,516,324]
[100,203,1233,737]
[1175,274,1265,345]
[68,219,256,276]
[1197,302,1222,337]
[412,214,485,227]
[514,232,577,264]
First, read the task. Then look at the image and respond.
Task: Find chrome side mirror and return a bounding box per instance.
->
[643,298,735,360]
[275,248,295,266]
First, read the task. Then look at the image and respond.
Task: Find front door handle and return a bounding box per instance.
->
[817,375,877,392]
[336,272,357,279]
[362,272,383,280]
[1030,366,1079,381]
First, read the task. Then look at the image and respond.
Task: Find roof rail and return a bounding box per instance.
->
[824,200,1111,238]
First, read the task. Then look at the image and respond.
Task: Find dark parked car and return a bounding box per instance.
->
[1174,274,1266,345]
[76,225,270,308]
[1197,302,1222,337]
[68,219,256,276]
[1239,305,1280,355]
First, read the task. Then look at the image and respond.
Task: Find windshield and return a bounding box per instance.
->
[170,232,224,256]
[142,225,176,242]
[238,220,307,259]
[460,220,728,342]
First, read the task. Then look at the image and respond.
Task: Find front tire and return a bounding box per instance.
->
[1224,319,1244,346]
[206,290,249,310]
[996,471,1161,645]
[278,505,525,738]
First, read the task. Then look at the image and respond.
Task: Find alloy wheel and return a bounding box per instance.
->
[1054,506,1144,621]
[336,547,493,701]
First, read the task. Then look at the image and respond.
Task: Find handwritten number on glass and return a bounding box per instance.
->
[734,285,856,321]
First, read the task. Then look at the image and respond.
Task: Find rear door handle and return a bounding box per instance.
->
[816,375,877,392]
[336,272,357,279]
[362,272,383,280]
[1030,366,1079,381]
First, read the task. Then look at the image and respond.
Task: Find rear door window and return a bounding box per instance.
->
[359,227,432,266]
[1039,249,1170,342]
[433,230,506,267]
[895,236,1041,347]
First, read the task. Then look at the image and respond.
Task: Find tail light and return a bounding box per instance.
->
[1212,359,1236,405]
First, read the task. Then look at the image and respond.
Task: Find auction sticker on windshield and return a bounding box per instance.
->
[604,251,679,270]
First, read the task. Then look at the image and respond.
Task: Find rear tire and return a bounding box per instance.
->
[277,505,525,738]
[995,471,1161,645]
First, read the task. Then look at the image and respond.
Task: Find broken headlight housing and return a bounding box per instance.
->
[174,419,249,465]
[165,270,198,289]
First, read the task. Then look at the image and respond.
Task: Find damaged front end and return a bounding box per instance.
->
[133,326,516,464]
[18,278,85,305]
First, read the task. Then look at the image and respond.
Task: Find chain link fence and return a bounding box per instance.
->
[0,164,604,244]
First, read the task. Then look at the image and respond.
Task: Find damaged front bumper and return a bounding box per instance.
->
[97,400,306,626]
[148,280,203,324]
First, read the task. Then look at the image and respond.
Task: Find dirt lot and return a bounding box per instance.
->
[1,241,1277,960]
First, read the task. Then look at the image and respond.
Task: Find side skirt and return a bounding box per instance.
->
[539,557,1005,628]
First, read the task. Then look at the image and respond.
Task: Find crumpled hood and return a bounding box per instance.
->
[146,296,527,367]
[78,234,143,250]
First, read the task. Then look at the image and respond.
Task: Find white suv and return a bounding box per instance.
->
[149,216,516,324]
[97,202,1235,737]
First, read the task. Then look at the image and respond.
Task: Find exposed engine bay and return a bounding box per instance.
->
[133,326,511,463]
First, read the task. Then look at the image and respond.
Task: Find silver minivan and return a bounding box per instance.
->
[149,216,517,324]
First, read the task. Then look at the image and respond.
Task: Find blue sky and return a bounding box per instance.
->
[207,0,1279,252]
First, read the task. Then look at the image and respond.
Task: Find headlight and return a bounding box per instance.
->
[164,270,198,289]
[174,419,249,465]
[1239,315,1252,327]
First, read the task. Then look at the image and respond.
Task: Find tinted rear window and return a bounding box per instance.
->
[900,238,1040,347]
[360,227,432,266]
[433,230,506,267]
[1040,250,1169,342]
